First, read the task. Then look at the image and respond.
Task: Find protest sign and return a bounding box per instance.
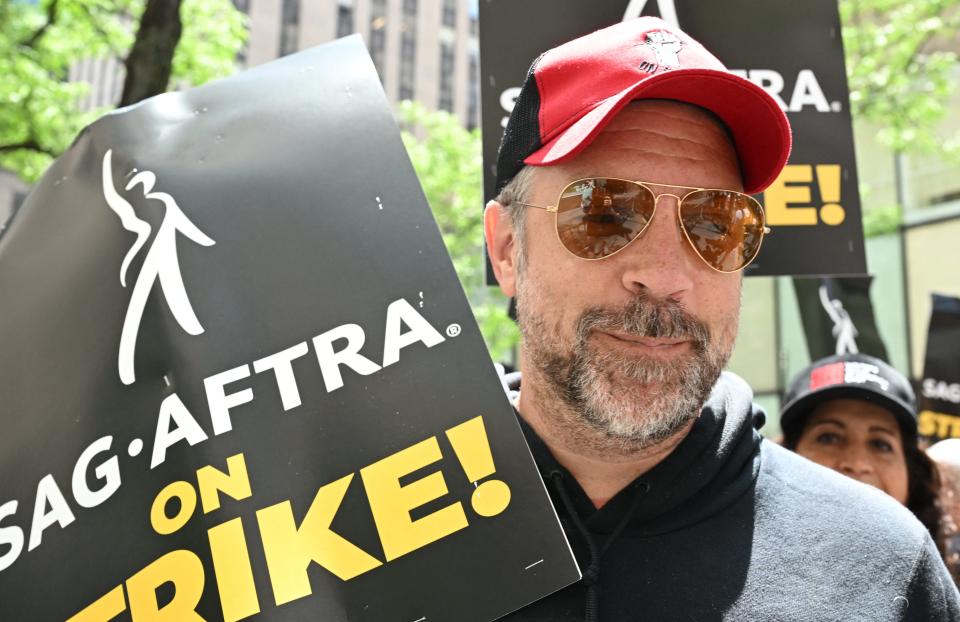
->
[0,35,579,621]
[793,276,889,361]
[917,294,960,444]
[480,0,867,278]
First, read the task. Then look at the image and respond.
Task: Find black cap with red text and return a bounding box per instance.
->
[494,17,792,195]
[780,353,918,437]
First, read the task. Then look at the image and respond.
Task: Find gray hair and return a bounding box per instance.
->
[493,165,538,269]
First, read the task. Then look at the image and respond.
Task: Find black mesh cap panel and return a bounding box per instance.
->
[494,54,545,193]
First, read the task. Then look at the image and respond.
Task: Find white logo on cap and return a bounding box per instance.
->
[844,362,890,391]
[102,149,216,386]
[643,30,683,69]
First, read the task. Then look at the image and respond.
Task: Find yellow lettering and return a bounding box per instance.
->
[950,416,960,439]
[197,454,252,514]
[66,585,126,622]
[936,413,953,439]
[209,518,260,622]
[150,481,197,536]
[919,411,938,437]
[762,164,817,226]
[126,550,205,622]
[256,474,381,606]
[361,437,468,561]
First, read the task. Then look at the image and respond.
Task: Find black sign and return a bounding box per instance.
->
[793,276,889,362]
[480,0,867,278]
[917,294,960,443]
[0,36,578,621]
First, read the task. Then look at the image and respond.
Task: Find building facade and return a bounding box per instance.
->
[0,0,481,227]
[239,0,480,129]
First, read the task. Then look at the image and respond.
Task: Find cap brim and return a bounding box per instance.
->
[523,68,791,195]
[780,385,918,437]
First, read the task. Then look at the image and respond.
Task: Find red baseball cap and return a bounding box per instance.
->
[494,17,792,195]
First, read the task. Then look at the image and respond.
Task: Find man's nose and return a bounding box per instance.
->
[618,194,695,300]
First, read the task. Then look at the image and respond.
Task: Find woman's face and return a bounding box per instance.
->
[794,399,910,505]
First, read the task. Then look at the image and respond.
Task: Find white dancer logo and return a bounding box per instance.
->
[642,30,683,68]
[819,284,859,356]
[622,0,679,27]
[102,149,216,386]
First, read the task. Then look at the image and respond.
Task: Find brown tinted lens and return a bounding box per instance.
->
[678,190,765,272]
[555,179,655,259]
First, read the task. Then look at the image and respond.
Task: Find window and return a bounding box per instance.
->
[369,0,387,81]
[399,33,416,100]
[336,3,354,38]
[279,0,300,56]
[468,0,479,36]
[442,0,457,28]
[467,52,479,130]
[438,43,455,112]
[398,0,417,100]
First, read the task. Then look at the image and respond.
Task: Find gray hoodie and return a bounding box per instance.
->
[502,371,960,621]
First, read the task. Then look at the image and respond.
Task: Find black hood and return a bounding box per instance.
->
[507,371,764,535]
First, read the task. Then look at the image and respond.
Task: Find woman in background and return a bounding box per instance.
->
[780,353,947,562]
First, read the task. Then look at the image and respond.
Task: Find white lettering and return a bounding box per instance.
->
[730,69,835,113]
[0,501,24,573]
[736,69,788,110]
[71,436,121,509]
[253,342,310,411]
[500,87,522,129]
[205,365,254,435]
[313,324,382,393]
[789,69,831,112]
[151,394,209,469]
[28,475,75,551]
[622,0,679,26]
[383,299,446,366]
[923,379,960,404]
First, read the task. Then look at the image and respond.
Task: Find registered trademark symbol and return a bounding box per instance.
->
[446,324,461,338]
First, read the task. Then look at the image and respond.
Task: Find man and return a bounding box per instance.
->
[484,17,960,620]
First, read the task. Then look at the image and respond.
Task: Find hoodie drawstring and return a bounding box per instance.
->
[550,471,650,622]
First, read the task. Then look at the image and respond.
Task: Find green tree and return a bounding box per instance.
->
[398,101,519,364]
[841,0,960,158]
[0,0,247,182]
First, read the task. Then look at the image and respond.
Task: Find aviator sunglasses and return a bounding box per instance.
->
[517,178,771,273]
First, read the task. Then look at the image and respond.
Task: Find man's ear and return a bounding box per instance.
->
[484,200,518,298]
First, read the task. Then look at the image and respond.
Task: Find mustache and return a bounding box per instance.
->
[575,294,710,349]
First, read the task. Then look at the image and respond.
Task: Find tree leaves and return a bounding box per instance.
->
[841,0,960,158]
[398,100,518,364]
[0,0,246,182]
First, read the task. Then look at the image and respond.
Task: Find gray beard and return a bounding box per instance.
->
[518,293,730,451]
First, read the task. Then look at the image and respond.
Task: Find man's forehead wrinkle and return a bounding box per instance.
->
[591,130,736,169]
[611,104,733,140]
[560,152,718,183]
[590,130,735,161]
[600,124,724,144]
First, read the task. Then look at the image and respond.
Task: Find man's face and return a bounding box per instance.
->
[498,100,744,449]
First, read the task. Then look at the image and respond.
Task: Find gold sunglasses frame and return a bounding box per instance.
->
[516,177,772,274]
